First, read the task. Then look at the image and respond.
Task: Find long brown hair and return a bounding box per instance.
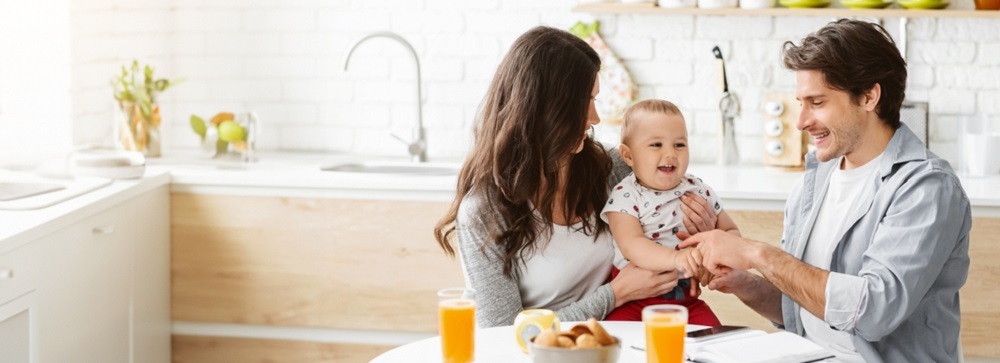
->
[782,19,907,128]
[434,26,612,278]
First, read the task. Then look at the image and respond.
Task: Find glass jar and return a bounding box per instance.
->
[114,101,161,157]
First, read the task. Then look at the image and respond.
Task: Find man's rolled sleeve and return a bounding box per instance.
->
[824,272,868,331]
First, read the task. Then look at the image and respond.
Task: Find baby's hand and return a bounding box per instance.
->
[674,247,702,279]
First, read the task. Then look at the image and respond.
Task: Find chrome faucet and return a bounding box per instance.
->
[712,46,739,165]
[344,32,427,163]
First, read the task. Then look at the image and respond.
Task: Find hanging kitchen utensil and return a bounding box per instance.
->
[570,21,638,125]
[713,46,740,165]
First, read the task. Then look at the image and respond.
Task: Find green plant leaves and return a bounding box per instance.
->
[190,115,207,139]
[111,59,179,123]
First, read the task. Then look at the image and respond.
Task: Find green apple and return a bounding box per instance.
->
[217,120,246,142]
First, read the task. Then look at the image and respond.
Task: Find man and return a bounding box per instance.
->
[682,19,971,362]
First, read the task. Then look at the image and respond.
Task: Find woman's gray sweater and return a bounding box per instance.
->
[454,146,631,327]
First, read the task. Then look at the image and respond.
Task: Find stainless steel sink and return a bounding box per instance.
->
[320,162,460,175]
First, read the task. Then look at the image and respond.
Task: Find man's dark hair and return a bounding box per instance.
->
[783,19,907,128]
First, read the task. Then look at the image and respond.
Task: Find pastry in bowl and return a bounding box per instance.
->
[529,318,621,363]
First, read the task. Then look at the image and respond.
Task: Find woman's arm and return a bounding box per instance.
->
[455,221,526,327]
[457,220,630,325]
[456,196,628,326]
[610,264,681,308]
[606,143,632,186]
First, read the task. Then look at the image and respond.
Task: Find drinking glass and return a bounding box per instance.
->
[644,304,688,363]
[230,111,259,162]
[438,287,475,363]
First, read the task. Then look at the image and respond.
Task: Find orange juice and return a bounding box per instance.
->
[644,305,687,363]
[438,299,475,363]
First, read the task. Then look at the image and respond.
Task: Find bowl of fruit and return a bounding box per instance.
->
[190,112,258,161]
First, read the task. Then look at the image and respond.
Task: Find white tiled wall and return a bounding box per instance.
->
[0,0,72,165]
[39,1,1000,166]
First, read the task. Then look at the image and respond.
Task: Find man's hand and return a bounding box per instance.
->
[705,269,755,294]
[695,265,716,287]
[704,268,785,325]
[680,230,759,275]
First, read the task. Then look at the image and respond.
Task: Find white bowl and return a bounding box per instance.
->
[69,149,146,179]
[529,337,621,363]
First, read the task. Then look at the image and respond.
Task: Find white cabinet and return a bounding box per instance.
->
[38,198,134,363]
[0,184,170,363]
[0,225,44,363]
[130,187,171,363]
[0,293,38,363]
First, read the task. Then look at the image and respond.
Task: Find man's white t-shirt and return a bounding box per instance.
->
[800,153,883,363]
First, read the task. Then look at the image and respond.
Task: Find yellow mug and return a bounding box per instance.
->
[513,309,561,353]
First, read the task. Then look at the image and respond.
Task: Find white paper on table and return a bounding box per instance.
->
[686,331,835,363]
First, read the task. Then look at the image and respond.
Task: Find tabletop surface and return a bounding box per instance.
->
[370,321,706,363]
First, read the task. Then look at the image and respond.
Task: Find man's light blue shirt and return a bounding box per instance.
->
[780,125,971,362]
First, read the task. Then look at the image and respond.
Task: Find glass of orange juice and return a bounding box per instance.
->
[643,304,688,363]
[437,287,476,363]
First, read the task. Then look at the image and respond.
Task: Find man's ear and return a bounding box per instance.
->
[619,144,634,167]
[862,83,881,112]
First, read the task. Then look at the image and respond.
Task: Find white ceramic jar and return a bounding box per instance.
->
[698,0,739,8]
[740,0,776,8]
[658,0,697,7]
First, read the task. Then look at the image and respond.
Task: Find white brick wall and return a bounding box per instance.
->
[0,0,73,163]
[46,1,1000,169]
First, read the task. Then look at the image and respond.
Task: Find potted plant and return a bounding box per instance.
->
[111,60,179,157]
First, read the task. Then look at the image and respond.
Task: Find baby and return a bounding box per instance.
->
[601,99,741,324]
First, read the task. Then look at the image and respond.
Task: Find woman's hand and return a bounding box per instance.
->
[680,192,717,234]
[610,264,679,308]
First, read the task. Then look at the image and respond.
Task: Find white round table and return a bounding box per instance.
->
[370,321,708,363]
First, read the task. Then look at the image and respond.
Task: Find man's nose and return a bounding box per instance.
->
[796,108,810,131]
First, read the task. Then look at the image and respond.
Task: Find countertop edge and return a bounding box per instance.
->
[0,172,171,255]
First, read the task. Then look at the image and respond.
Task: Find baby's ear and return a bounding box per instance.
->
[618,144,634,167]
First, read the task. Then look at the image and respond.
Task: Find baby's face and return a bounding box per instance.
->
[621,111,689,191]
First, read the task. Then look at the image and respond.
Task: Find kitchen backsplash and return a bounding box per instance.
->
[0,0,73,164]
[52,0,1000,165]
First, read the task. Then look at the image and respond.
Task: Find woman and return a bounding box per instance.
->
[434,26,717,327]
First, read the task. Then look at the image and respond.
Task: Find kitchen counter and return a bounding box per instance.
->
[150,151,460,201]
[153,151,1000,217]
[0,171,171,254]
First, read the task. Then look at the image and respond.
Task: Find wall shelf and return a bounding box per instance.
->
[573,2,1000,18]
